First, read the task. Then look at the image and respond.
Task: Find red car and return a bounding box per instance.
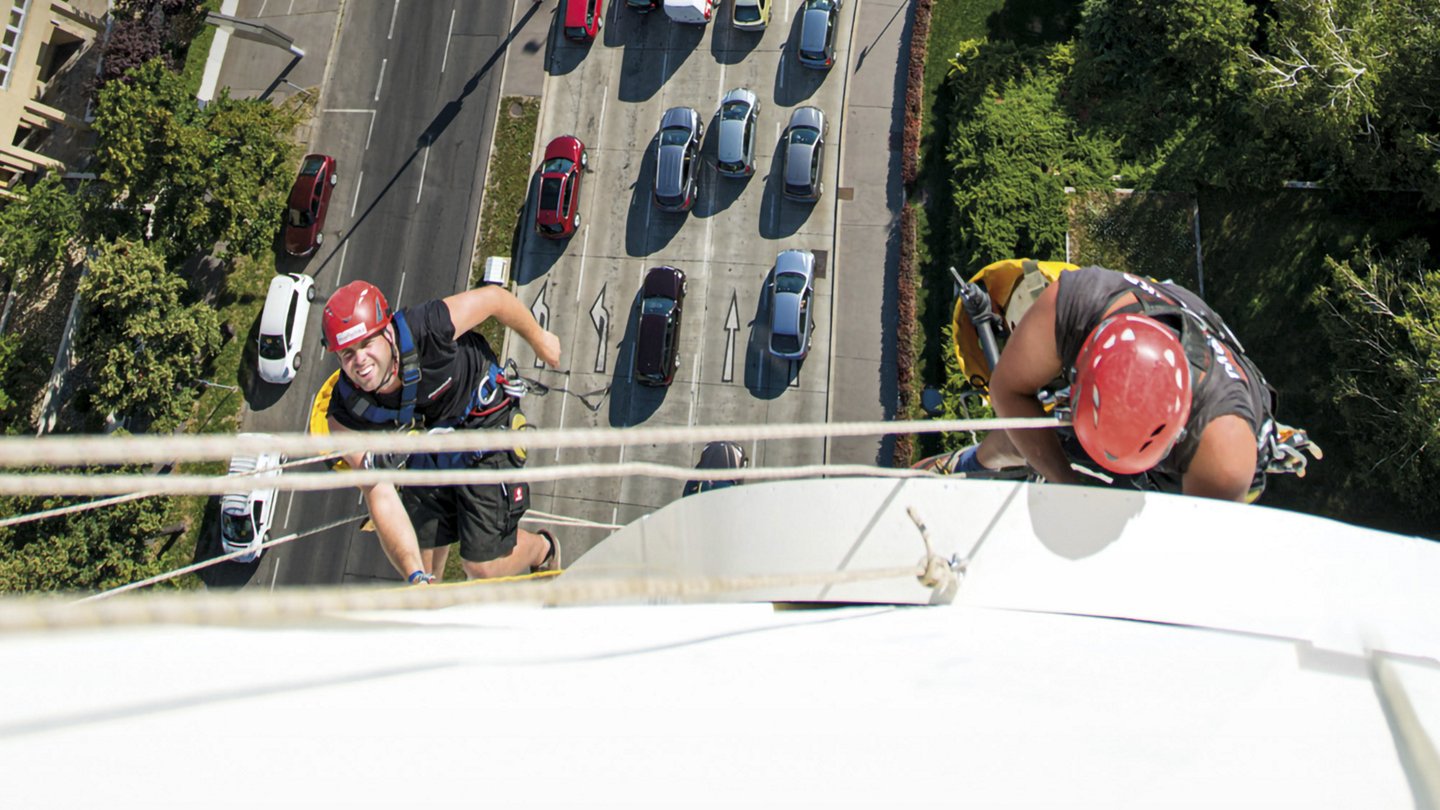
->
[563,0,604,41]
[534,135,588,239]
[283,154,337,257]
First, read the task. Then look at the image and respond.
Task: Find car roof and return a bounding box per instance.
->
[799,7,830,52]
[771,290,803,337]
[697,441,745,469]
[656,145,686,195]
[635,313,670,374]
[717,117,746,165]
[259,274,300,334]
[785,140,816,187]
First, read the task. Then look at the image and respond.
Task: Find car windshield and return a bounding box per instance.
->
[541,157,574,175]
[641,297,675,317]
[805,0,832,10]
[772,333,802,354]
[734,4,761,22]
[287,208,312,227]
[660,128,692,147]
[539,177,563,211]
[258,334,286,360]
[788,127,819,146]
[775,273,808,295]
[299,156,325,176]
[721,102,750,121]
[221,511,253,543]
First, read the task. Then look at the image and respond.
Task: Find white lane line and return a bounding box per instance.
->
[281,490,296,529]
[388,0,401,39]
[322,110,378,150]
[336,241,350,284]
[416,144,430,203]
[396,270,408,305]
[374,58,387,101]
[350,171,363,217]
[269,557,280,591]
[441,7,457,73]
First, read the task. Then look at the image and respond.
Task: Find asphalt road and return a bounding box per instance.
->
[220,0,514,587]
[510,2,857,562]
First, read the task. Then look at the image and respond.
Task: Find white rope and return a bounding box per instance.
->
[74,514,368,603]
[1,564,928,633]
[520,510,624,531]
[0,416,1065,467]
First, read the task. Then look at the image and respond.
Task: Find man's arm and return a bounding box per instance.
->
[987,282,1080,484]
[1182,415,1258,502]
[442,286,561,368]
[327,415,425,577]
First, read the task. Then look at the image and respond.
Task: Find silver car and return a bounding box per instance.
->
[796,0,841,69]
[769,249,816,360]
[716,88,760,178]
[782,106,827,202]
[654,106,703,212]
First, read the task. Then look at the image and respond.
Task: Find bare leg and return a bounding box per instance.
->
[461,529,550,580]
[422,545,450,581]
[977,430,1028,468]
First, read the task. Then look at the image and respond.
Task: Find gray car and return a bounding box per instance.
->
[654,107,703,212]
[769,249,816,360]
[782,106,827,202]
[796,0,841,69]
[716,88,760,178]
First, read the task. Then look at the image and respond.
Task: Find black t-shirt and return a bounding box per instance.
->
[328,300,500,431]
[1053,266,1270,478]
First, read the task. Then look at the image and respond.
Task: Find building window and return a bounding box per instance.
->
[0,0,32,90]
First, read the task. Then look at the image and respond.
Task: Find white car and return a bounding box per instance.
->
[257,272,316,384]
[219,435,283,563]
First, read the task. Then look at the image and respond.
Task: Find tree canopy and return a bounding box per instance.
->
[0,172,83,290]
[0,482,170,592]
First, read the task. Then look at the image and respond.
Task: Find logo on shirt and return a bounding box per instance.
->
[513,485,525,503]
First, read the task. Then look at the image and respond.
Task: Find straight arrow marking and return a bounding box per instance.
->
[722,289,740,383]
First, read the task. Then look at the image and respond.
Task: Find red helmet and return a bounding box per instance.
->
[322,281,391,352]
[1072,313,1192,474]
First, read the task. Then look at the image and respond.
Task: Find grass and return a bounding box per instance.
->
[472,96,540,351]
[178,0,224,99]
[1068,191,1201,293]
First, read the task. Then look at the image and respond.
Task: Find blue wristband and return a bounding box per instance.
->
[407,570,432,584]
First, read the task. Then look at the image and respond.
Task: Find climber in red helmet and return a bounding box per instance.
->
[953,266,1274,502]
[321,280,563,584]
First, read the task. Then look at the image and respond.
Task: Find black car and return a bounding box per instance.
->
[635,266,687,386]
[682,441,748,497]
[626,0,660,10]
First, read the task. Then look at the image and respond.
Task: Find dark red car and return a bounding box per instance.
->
[535,135,588,239]
[283,154,337,257]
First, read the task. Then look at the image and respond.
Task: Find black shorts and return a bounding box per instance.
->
[399,453,531,563]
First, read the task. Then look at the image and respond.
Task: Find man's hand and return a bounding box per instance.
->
[530,329,562,369]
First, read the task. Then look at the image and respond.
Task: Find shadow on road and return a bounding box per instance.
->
[606,288,667,426]
[618,22,703,103]
[625,136,685,256]
[772,14,830,106]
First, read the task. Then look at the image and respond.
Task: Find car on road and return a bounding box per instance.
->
[782,106,828,202]
[535,135,588,239]
[283,154,337,257]
[664,0,716,23]
[220,436,283,564]
[636,266,687,386]
[682,440,748,497]
[257,272,316,384]
[654,107,703,212]
[626,0,660,11]
[796,0,841,69]
[769,249,816,360]
[564,0,604,41]
[731,0,770,29]
[716,88,760,178]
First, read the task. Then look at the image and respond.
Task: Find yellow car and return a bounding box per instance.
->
[732,0,770,30]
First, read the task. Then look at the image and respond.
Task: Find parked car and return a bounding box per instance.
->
[283,154,337,257]
[682,441,748,497]
[664,0,716,24]
[782,106,828,202]
[768,249,816,360]
[635,266,687,386]
[535,135,588,239]
[716,88,760,178]
[220,436,283,564]
[731,0,770,29]
[564,0,604,41]
[257,272,316,384]
[796,0,841,69]
[653,107,703,212]
[626,0,660,11]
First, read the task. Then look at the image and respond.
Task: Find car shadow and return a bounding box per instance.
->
[692,114,745,218]
[240,316,289,412]
[516,173,567,284]
[772,13,829,106]
[618,20,704,102]
[606,288,667,426]
[604,0,656,47]
[547,22,596,77]
[757,131,808,239]
[625,135,685,256]
[742,267,790,400]
[710,16,762,65]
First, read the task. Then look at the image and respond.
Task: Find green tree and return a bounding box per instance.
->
[90,58,300,260]
[0,481,169,592]
[77,239,221,431]
[1313,238,1440,523]
[0,172,84,290]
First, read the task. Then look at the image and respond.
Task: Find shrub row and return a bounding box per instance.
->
[892,202,918,467]
[901,0,933,187]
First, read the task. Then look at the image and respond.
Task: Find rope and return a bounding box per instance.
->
[74,514,368,603]
[1,564,930,633]
[519,509,624,531]
[0,416,1065,468]
[0,461,958,497]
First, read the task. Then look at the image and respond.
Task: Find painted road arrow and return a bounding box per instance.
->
[590,284,610,373]
[723,290,740,383]
[530,284,550,368]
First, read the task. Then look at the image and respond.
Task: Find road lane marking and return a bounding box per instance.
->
[530,285,551,369]
[322,109,377,150]
[350,171,363,217]
[336,241,349,284]
[441,7,456,73]
[270,557,280,591]
[722,290,740,382]
[396,270,408,306]
[389,0,401,39]
[374,58,387,101]
[416,142,430,203]
[590,284,610,374]
[282,490,295,529]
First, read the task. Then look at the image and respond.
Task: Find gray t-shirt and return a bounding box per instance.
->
[1053,266,1270,481]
